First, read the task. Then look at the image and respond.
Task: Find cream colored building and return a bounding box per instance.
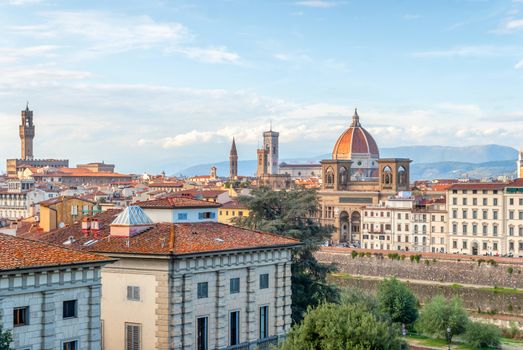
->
[447,183,506,255]
[32,205,298,350]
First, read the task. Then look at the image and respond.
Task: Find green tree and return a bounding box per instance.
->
[416,295,469,342]
[234,187,339,323]
[377,277,418,326]
[463,322,501,349]
[280,302,404,350]
[0,325,12,350]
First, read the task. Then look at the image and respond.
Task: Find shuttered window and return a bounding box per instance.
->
[126,323,141,350]
[127,286,140,301]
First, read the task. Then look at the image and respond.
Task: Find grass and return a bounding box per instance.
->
[406,334,509,350]
[479,286,523,295]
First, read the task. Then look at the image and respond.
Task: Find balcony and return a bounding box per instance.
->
[223,336,281,350]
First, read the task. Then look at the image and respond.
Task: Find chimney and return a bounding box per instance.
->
[81,217,91,236]
[91,218,101,239]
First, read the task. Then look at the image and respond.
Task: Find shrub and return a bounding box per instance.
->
[507,267,513,274]
[477,259,485,266]
[351,250,358,259]
[410,255,415,262]
[359,252,366,258]
[463,322,501,349]
[400,255,406,260]
[414,254,421,263]
[0,325,12,350]
[280,302,404,350]
[424,259,430,266]
[365,252,371,257]
[416,295,469,341]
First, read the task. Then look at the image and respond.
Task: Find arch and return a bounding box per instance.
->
[339,211,349,241]
[382,166,392,186]
[339,166,348,187]
[350,211,361,236]
[325,167,334,188]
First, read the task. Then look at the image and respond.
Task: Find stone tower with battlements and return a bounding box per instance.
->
[19,103,35,160]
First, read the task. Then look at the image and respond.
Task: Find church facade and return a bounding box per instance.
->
[318,109,411,244]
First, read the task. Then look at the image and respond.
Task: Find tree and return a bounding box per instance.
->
[377,277,418,326]
[463,322,501,349]
[416,295,469,342]
[0,325,12,350]
[234,187,339,323]
[280,302,404,350]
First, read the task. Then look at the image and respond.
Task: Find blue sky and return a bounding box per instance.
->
[0,0,522,174]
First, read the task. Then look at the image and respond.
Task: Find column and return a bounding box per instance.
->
[182,274,193,350]
[215,270,227,348]
[274,263,285,335]
[283,262,293,334]
[171,275,184,350]
[246,266,257,342]
[87,285,102,350]
[41,290,56,350]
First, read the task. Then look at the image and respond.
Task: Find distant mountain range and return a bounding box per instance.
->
[177,144,519,180]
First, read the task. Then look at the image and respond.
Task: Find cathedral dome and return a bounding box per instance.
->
[332,109,379,160]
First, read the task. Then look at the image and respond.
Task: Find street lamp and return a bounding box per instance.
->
[446,327,451,350]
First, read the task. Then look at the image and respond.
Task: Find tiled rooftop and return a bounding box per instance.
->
[0,233,112,271]
[137,196,221,209]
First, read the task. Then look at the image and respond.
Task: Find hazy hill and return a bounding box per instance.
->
[177,144,518,180]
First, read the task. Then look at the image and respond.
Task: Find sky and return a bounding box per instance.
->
[1,0,523,174]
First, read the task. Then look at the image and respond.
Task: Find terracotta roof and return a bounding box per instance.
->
[148,181,184,188]
[137,197,221,209]
[173,189,227,198]
[332,109,379,160]
[508,178,523,187]
[449,183,507,190]
[0,233,112,272]
[20,209,298,256]
[91,222,299,256]
[39,195,95,207]
[221,200,248,209]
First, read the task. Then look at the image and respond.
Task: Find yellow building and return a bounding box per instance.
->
[39,196,96,232]
[218,200,250,224]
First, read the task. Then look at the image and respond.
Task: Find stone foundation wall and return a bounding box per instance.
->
[317,251,523,289]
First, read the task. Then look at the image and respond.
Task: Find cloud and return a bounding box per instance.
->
[504,19,523,30]
[0,45,61,64]
[402,14,420,20]
[515,58,523,69]
[1,0,43,5]
[7,11,241,64]
[412,46,499,58]
[294,1,341,8]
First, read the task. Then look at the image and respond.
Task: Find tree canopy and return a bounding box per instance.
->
[235,187,339,323]
[0,326,12,350]
[280,302,404,350]
[377,277,419,326]
[416,295,469,341]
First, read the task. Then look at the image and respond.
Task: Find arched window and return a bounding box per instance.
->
[339,167,348,186]
[325,167,334,188]
[398,166,407,186]
[382,166,392,186]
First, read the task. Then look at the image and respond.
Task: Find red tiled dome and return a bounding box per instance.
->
[332,109,379,160]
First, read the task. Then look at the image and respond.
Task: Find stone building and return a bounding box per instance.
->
[0,233,112,350]
[318,109,412,244]
[256,127,291,190]
[6,105,69,177]
[24,203,299,350]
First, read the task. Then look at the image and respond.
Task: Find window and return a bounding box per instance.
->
[198,212,216,220]
[472,210,477,219]
[493,198,498,206]
[259,306,269,339]
[493,211,498,220]
[260,274,269,289]
[510,198,514,205]
[453,240,458,249]
[63,300,77,319]
[63,341,78,350]
[462,240,467,249]
[127,286,140,301]
[462,210,467,219]
[462,224,467,235]
[126,323,141,350]
[13,306,29,326]
[197,282,208,299]
[230,278,240,294]
[197,317,208,350]
[462,198,467,206]
[178,213,188,221]
[493,242,498,251]
[230,311,240,346]
[483,198,488,206]
[493,225,498,236]
[452,224,457,234]
[452,198,457,205]
[482,210,488,220]
[473,198,477,206]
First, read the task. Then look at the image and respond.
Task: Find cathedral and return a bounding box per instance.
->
[319,109,411,243]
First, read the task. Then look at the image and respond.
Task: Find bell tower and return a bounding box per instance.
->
[19,103,35,160]
[229,138,238,179]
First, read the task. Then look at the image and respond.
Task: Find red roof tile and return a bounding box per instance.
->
[0,233,112,271]
[136,196,221,209]
[449,183,507,190]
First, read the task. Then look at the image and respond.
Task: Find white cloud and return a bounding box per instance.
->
[515,58,523,69]
[1,0,43,5]
[402,14,420,20]
[412,46,498,58]
[294,1,341,8]
[0,45,61,64]
[7,11,241,64]
[504,19,523,30]
[438,103,482,115]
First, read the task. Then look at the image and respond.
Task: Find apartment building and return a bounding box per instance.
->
[447,183,506,255]
[0,233,112,350]
[26,204,299,350]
